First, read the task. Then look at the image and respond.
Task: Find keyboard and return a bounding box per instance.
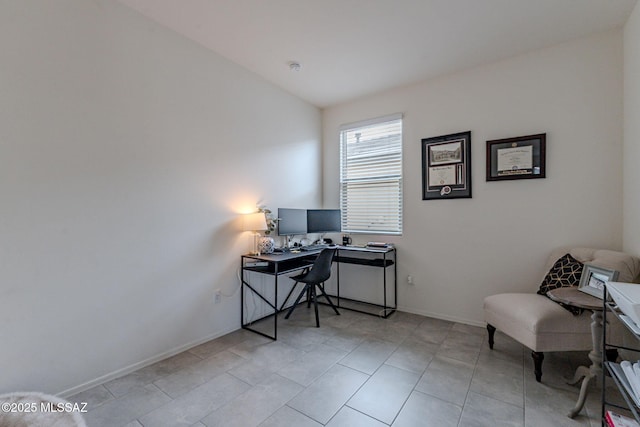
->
[273,246,326,253]
[300,244,331,251]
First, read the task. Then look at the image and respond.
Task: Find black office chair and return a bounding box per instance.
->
[283,248,340,327]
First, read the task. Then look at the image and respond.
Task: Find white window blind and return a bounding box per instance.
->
[340,114,403,235]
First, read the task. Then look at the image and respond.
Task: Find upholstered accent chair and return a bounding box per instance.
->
[484,247,640,382]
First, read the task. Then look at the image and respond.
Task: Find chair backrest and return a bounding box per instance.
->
[302,248,337,284]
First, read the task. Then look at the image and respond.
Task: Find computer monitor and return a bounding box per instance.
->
[307,209,342,234]
[277,208,307,236]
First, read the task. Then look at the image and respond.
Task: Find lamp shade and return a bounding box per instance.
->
[243,212,268,232]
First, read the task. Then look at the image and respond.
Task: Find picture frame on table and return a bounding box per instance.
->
[486,133,546,181]
[421,131,471,200]
[578,264,619,299]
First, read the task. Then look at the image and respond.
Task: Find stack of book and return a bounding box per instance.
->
[366,242,392,248]
[606,410,640,427]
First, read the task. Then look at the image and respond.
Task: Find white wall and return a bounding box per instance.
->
[624,2,640,256]
[0,0,321,395]
[323,30,624,325]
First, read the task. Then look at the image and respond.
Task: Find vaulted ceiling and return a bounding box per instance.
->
[117,0,638,108]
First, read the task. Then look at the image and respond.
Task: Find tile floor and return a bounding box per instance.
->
[69,306,624,426]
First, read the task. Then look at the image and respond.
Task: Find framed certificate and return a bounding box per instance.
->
[422,131,471,200]
[486,133,546,181]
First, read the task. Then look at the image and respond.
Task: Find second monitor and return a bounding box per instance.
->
[277,208,307,236]
[307,209,342,234]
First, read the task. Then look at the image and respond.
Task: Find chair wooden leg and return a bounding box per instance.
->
[487,324,496,349]
[532,351,544,382]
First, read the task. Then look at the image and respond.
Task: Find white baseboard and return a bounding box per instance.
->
[60,310,483,398]
[58,325,240,398]
[396,306,485,328]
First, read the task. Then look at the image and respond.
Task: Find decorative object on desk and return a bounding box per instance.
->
[422,131,471,200]
[251,205,277,254]
[242,212,268,255]
[257,205,277,235]
[342,235,352,245]
[486,133,546,181]
[257,236,275,254]
[577,264,618,299]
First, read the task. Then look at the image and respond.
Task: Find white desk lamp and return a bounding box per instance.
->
[243,212,268,255]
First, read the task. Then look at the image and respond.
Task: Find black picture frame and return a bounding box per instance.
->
[422,131,471,200]
[486,133,546,181]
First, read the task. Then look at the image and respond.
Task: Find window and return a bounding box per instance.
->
[340,113,403,235]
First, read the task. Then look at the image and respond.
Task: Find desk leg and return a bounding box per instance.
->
[240,259,279,341]
[393,249,397,313]
[383,252,387,316]
[567,309,602,418]
[336,252,341,308]
[273,267,278,340]
[240,258,245,328]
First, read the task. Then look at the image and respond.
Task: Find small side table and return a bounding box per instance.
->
[547,287,602,418]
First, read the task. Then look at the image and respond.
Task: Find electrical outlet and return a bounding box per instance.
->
[214,289,222,304]
[407,275,414,285]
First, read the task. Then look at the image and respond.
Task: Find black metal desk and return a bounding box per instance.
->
[241,250,318,340]
[334,246,397,318]
[240,246,397,340]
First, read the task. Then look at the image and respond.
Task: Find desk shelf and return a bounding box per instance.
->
[243,257,315,275]
[335,255,394,268]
